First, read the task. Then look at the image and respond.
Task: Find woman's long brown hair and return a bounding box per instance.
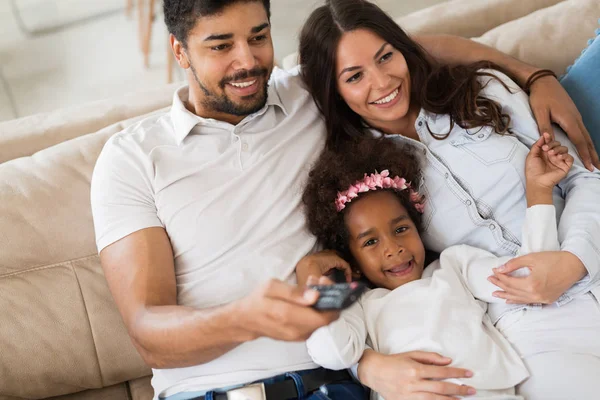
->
[299,0,516,149]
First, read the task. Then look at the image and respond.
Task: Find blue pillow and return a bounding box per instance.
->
[560,19,600,152]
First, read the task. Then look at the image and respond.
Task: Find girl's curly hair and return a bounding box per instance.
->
[303,138,424,261]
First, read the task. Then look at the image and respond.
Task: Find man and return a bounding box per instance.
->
[91,1,599,399]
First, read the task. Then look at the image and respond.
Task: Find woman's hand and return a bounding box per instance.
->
[357,349,476,400]
[528,75,600,172]
[489,251,587,304]
[295,250,352,287]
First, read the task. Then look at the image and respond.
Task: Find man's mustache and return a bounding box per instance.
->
[219,67,269,89]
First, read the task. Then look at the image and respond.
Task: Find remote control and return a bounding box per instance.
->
[309,282,367,311]
[327,268,348,283]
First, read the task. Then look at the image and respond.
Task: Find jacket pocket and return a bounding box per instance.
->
[450,126,519,166]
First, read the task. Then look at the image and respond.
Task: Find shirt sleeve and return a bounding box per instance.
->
[440,247,509,303]
[90,134,163,253]
[479,70,600,294]
[306,300,368,370]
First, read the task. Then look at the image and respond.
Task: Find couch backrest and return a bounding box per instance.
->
[0,84,177,164]
[473,0,600,75]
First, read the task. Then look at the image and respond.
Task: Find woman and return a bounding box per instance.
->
[298,0,600,398]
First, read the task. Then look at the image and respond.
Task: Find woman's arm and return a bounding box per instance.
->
[357,349,476,398]
[477,72,600,303]
[413,34,600,171]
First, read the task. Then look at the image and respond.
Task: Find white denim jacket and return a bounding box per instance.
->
[376,70,600,320]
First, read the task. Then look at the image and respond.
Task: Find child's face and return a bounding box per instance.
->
[345,191,425,290]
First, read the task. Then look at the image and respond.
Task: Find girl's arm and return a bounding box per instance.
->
[306,301,368,370]
[442,204,560,304]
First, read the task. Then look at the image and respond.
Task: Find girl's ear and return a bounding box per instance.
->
[352,268,362,280]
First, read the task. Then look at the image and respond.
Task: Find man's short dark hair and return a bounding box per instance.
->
[164,0,271,48]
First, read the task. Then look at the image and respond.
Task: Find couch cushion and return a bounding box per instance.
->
[47,383,130,400]
[129,376,154,400]
[0,116,156,398]
[473,0,600,75]
[0,84,177,164]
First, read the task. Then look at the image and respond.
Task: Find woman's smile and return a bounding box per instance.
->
[370,84,402,108]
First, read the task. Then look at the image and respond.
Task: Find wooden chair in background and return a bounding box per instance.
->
[127,0,175,83]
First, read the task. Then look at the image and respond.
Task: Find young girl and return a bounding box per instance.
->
[298,0,600,398]
[300,136,573,400]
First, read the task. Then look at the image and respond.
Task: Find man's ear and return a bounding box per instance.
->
[170,34,190,69]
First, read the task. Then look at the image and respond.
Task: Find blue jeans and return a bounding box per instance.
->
[197,368,367,400]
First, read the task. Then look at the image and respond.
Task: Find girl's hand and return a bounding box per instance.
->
[295,250,352,287]
[525,132,574,191]
[528,75,600,172]
[357,349,476,400]
[489,251,587,304]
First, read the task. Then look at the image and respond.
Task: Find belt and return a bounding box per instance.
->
[194,368,352,400]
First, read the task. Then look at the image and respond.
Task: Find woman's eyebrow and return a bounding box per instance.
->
[338,43,390,78]
[373,43,389,60]
[339,65,361,79]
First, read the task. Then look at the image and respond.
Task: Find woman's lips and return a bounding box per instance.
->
[370,84,402,109]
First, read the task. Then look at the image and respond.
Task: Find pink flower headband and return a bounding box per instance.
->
[335,169,425,213]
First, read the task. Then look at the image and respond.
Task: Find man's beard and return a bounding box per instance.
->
[190,63,270,117]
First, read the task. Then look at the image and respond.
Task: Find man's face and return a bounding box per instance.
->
[178,2,274,121]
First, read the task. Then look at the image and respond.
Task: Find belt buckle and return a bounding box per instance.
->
[226,383,267,400]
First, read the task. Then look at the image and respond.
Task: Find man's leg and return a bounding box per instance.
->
[306,380,368,400]
[561,22,600,152]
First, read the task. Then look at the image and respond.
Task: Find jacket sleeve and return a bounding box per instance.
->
[480,70,600,294]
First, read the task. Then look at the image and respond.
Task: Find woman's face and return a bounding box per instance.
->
[336,29,412,128]
[345,191,425,291]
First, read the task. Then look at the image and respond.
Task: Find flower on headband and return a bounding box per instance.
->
[335,169,424,213]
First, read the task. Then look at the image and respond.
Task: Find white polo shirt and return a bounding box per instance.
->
[90,68,326,398]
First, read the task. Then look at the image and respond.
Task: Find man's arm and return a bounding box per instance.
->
[100,227,338,369]
[413,34,600,170]
[414,35,536,85]
[100,227,244,368]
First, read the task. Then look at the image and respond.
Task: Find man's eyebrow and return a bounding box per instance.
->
[204,33,233,42]
[251,22,270,34]
[203,23,269,42]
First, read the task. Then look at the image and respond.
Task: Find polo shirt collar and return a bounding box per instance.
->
[170,83,288,144]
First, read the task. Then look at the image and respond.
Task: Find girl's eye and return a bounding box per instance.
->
[363,238,377,247]
[346,72,362,83]
[252,35,267,42]
[379,52,393,62]
[395,226,408,234]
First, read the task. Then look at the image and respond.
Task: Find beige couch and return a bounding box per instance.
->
[1,0,598,399]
